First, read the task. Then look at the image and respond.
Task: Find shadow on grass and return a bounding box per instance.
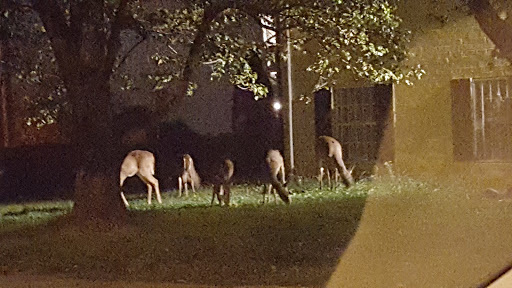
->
[0,192,366,287]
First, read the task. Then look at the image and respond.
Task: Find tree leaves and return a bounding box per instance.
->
[4,0,424,128]
[142,0,422,96]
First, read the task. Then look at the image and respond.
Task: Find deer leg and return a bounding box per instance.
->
[223,185,230,206]
[147,183,153,205]
[262,184,269,204]
[178,177,183,197]
[326,169,332,189]
[191,179,196,193]
[217,184,226,206]
[138,174,158,205]
[155,183,162,204]
[218,186,224,206]
[185,182,189,197]
[319,167,324,189]
[120,192,130,207]
[334,168,340,188]
[146,174,161,204]
[120,173,130,207]
[211,185,218,206]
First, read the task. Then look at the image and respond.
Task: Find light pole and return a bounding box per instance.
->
[286,29,294,174]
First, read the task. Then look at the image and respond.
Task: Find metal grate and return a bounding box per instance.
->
[470,78,512,161]
[332,87,381,165]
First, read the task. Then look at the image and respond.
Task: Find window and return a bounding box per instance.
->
[325,85,393,173]
[452,78,512,161]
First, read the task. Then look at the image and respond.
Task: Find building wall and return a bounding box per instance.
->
[394,6,512,189]
[290,3,512,189]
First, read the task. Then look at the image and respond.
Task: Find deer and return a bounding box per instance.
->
[178,154,201,197]
[120,150,161,207]
[211,159,235,206]
[263,150,290,204]
[316,135,354,189]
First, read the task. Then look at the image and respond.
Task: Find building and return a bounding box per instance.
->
[287,2,512,190]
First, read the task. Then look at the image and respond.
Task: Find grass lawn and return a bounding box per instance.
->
[4,176,508,287]
[0,180,367,287]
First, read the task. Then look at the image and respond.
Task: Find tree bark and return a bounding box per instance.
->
[0,40,12,148]
[67,75,127,225]
[469,0,512,63]
[31,0,133,225]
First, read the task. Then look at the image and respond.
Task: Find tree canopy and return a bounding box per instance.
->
[140,0,423,97]
[422,0,512,64]
[1,0,424,127]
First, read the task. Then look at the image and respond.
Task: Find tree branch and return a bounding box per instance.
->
[468,0,512,63]
[68,1,87,52]
[31,0,75,80]
[180,2,233,98]
[104,0,134,78]
[1,0,33,13]
[114,32,148,71]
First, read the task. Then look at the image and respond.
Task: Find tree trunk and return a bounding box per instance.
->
[0,41,11,148]
[469,0,512,63]
[29,0,131,225]
[67,75,127,225]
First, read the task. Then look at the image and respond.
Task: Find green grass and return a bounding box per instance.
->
[0,179,371,286]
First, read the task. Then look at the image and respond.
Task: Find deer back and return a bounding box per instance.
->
[221,159,234,182]
[182,154,201,186]
[121,150,156,177]
[266,150,284,175]
[317,136,345,170]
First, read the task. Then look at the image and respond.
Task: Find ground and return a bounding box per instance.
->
[1,178,511,287]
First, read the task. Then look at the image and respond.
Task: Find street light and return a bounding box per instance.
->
[272,101,282,112]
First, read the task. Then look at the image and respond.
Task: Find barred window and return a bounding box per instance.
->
[452,78,512,161]
[329,85,393,172]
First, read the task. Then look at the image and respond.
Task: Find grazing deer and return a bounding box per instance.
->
[120,150,161,207]
[178,154,201,197]
[263,150,290,204]
[316,135,354,189]
[211,159,235,206]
